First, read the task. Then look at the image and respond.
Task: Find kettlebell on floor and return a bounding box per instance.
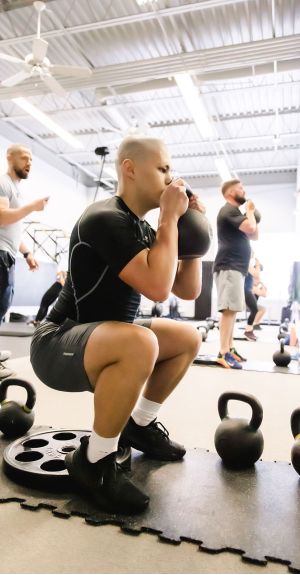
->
[0,378,36,438]
[291,408,300,476]
[214,391,264,469]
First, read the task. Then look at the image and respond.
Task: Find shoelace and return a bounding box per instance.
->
[150,420,170,441]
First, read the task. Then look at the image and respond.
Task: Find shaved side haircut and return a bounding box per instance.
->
[116,136,165,175]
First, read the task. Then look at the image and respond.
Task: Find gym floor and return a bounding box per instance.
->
[0,322,298,574]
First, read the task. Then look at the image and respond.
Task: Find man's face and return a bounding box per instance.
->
[9,148,32,179]
[231,182,246,205]
[134,144,172,207]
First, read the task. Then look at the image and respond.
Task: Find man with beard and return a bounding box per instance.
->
[213,179,258,369]
[0,144,49,377]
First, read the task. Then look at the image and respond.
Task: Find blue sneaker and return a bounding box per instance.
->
[217,352,243,369]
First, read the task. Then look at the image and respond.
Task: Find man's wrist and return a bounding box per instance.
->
[23,252,30,259]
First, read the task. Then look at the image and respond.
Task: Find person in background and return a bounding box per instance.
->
[213,179,259,369]
[244,256,266,339]
[252,257,267,330]
[169,294,181,319]
[29,271,67,327]
[0,143,49,377]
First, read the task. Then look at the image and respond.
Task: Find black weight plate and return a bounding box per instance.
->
[3,429,132,491]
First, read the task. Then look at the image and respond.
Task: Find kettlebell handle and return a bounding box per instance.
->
[0,378,36,411]
[291,408,300,439]
[218,391,263,431]
[280,341,285,354]
[185,183,193,199]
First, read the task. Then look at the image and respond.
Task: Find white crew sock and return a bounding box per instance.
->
[87,430,120,463]
[132,396,162,427]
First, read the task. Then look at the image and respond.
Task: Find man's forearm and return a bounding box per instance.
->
[147,216,179,299]
[173,259,202,300]
[0,204,34,225]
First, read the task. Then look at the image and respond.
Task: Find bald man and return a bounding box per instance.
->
[30,136,204,514]
[0,144,48,377]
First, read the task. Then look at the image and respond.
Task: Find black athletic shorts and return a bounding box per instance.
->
[30,317,152,393]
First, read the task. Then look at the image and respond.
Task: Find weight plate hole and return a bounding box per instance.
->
[40,460,66,472]
[15,451,43,462]
[53,432,77,441]
[23,439,49,448]
[61,445,76,453]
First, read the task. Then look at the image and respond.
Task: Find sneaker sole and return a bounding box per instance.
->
[216,357,231,369]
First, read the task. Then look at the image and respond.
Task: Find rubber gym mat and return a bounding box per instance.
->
[0,322,34,337]
[0,428,300,572]
[193,355,300,375]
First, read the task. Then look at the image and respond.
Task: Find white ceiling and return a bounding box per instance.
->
[0,0,299,190]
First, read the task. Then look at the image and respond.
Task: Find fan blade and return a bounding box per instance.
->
[50,64,92,78]
[0,53,24,64]
[42,73,66,96]
[1,70,32,87]
[32,37,48,62]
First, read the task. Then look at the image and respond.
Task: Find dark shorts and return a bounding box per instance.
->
[30,317,153,393]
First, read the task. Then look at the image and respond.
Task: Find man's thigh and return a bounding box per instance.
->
[149,318,200,362]
[84,320,158,387]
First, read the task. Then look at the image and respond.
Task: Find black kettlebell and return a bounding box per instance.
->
[291,408,300,476]
[206,317,215,330]
[279,319,289,333]
[197,324,209,342]
[214,391,264,469]
[254,209,261,224]
[273,341,291,367]
[0,378,36,438]
[177,184,212,259]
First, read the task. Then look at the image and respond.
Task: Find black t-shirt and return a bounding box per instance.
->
[213,202,251,276]
[48,196,156,324]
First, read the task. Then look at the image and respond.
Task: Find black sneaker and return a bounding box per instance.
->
[65,436,149,514]
[253,324,262,331]
[119,417,186,461]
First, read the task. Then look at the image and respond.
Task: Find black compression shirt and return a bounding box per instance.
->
[48,196,156,324]
[213,202,251,276]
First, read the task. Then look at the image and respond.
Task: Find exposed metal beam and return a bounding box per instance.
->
[0,35,299,99]
[0,0,259,47]
[188,170,296,188]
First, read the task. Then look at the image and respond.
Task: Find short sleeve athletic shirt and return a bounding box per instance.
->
[48,196,156,324]
[213,202,251,276]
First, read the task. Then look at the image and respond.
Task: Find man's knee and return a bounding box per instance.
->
[129,326,159,365]
[179,324,202,355]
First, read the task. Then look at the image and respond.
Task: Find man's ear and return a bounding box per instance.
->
[122,158,135,180]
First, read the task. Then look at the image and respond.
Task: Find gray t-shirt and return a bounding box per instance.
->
[0,174,23,257]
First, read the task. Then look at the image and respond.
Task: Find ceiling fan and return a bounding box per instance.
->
[0,1,92,96]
